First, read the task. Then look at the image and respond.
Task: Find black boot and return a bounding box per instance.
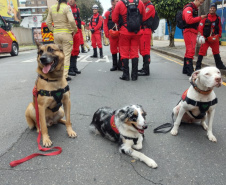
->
[68,56,76,76]
[110,54,118,71]
[81,45,87,53]
[131,58,138,81]
[138,56,145,72]
[182,57,187,74]
[186,58,194,76]
[195,55,203,71]
[99,48,103,58]
[138,55,150,76]
[74,56,81,74]
[66,77,71,81]
[117,53,123,71]
[90,48,98,58]
[120,59,130,81]
[214,54,226,70]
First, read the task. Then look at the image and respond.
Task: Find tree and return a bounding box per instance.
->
[152,0,190,47]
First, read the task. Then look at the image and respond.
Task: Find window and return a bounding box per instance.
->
[32,9,36,13]
[42,8,46,12]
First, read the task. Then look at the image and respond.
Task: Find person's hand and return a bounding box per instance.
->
[201,15,207,19]
[90,29,95,34]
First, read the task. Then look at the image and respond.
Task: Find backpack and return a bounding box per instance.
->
[149,3,159,31]
[176,4,193,29]
[122,0,142,34]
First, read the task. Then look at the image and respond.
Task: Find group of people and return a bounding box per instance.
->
[182,0,226,76]
[46,0,226,82]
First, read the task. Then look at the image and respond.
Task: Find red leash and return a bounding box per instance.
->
[10,86,62,167]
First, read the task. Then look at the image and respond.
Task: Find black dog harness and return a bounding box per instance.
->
[37,75,70,112]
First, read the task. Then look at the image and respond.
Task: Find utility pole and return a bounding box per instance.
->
[195,0,211,56]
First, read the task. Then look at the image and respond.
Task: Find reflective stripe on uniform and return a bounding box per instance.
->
[53,29,71,33]
[64,66,69,69]
[69,41,73,45]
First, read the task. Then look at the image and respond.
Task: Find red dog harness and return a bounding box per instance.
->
[110,115,119,134]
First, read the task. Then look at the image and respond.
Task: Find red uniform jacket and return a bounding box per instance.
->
[198,13,222,38]
[182,2,201,33]
[142,1,155,35]
[104,7,116,38]
[68,3,81,28]
[89,13,103,35]
[112,0,146,35]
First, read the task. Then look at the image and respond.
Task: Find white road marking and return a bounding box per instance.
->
[22,58,36,63]
[79,55,92,63]
[95,55,109,63]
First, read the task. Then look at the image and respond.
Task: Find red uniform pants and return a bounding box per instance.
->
[183,30,197,59]
[198,40,220,56]
[109,36,119,54]
[91,33,102,48]
[139,32,151,56]
[119,34,141,59]
[71,29,81,56]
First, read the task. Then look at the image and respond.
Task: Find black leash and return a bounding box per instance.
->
[153,113,174,133]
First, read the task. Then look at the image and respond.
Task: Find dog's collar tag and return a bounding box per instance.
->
[110,115,120,134]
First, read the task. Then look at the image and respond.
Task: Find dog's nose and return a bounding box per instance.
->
[40,55,52,65]
[215,77,222,83]
[143,125,148,129]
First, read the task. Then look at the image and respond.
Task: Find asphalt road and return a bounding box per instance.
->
[0,46,226,185]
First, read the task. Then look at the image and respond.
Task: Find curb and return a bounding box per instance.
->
[152,48,226,77]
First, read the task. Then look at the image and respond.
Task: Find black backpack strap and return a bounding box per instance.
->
[90,15,93,26]
[153,113,174,133]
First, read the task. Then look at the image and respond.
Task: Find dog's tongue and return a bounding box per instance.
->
[42,64,51,74]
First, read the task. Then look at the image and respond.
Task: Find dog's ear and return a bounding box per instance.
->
[117,107,135,121]
[189,70,200,81]
[35,40,41,49]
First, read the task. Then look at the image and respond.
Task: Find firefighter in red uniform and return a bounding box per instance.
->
[138,0,155,76]
[89,4,104,58]
[104,0,122,71]
[68,0,81,76]
[112,0,146,81]
[195,3,226,70]
[182,0,206,76]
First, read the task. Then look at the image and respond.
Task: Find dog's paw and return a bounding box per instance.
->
[170,128,178,136]
[43,137,52,147]
[67,128,77,138]
[207,133,217,142]
[146,159,158,169]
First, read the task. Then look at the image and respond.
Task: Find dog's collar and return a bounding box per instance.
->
[39,75,58,82]
[190,78,212,95]
[121,135,138,145]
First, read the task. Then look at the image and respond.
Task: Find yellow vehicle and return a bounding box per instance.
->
[41,22,54,44]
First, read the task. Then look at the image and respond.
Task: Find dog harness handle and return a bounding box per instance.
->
[9,86,62,167]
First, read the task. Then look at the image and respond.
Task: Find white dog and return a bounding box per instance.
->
[171,67,222,142]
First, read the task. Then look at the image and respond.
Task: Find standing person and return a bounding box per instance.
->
[112,0,146,81]
[81,22,90,52]
[68,0,81,76]
[104,0,122,71]
[195,3,226,70]
[80,21,88,53]
[46,0,77,81]
[89,4,104,58]
[182,0,207,76]
[138,0,155,76]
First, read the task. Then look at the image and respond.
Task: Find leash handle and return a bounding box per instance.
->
[9,86,62,167]
[153,113,174,134]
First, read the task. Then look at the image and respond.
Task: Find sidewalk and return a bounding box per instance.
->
[19,45,36,52]
[152,40,226,76]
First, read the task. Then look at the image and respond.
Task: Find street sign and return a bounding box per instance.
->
[33,16,37,23]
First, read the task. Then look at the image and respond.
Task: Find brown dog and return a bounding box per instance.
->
[25,43,77,147]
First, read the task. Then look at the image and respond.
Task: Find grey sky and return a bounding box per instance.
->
[99,0,111,15]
